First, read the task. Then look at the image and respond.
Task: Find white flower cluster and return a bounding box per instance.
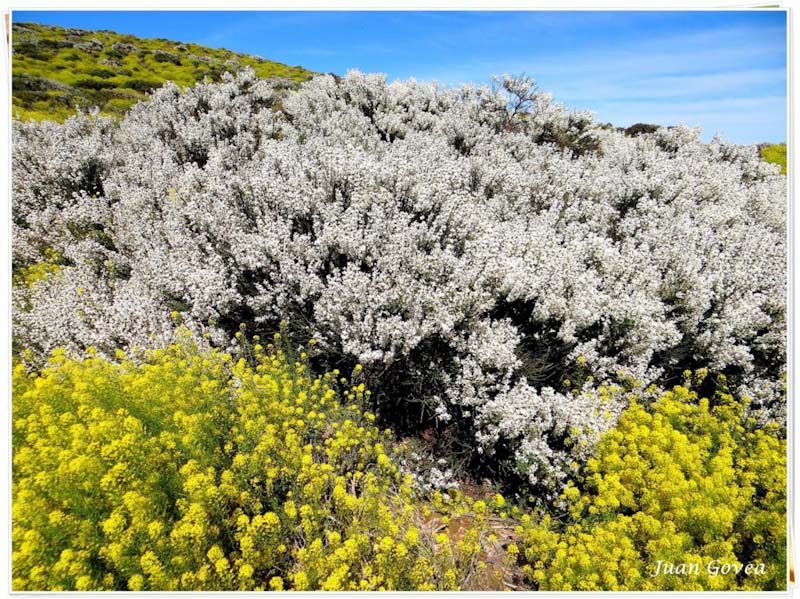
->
[13,70,786,496]
[399,454,461,495]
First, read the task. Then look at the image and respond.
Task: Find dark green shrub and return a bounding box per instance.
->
[13,41,51,60]
[152,50,181,65]
[104,47,126,60]
[73,78,116,90]
[12,74,59,92]
[121,79,161,92]
[40,38,75,50]
[624,123,660,136]
[85,68,116,79]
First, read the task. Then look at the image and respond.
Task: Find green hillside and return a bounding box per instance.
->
[760,143,787,174]
[12,21,315,122]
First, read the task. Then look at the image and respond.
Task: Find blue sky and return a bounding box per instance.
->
[15,10,787,144]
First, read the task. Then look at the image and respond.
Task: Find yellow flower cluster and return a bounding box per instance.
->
[12,333,492,591]
[516,382,786,591]
[13,248,63,288]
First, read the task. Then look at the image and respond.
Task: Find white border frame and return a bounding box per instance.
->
[0,2,794,597]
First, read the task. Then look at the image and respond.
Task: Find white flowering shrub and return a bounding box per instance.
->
[13,70,786,497]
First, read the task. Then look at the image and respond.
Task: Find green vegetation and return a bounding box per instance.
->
[760,143,787,174]
[12,22,314,122]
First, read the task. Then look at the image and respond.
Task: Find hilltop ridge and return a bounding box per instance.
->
[12,21,314,121]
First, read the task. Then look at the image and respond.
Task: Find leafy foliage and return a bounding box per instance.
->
[516,377,786,591]
[11,21,313,121]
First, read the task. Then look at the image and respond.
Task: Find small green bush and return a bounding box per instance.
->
[121,79,161,92]
[12,74,61,92]
[152,50,181,65]
[85,68,116,79]
[73,78,116,90]
[624,122,660,136]
[104,48,126,60]
[15,41,53,60]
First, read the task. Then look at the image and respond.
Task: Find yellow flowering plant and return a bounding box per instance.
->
[516,381,786,591]
[12,332,494,591]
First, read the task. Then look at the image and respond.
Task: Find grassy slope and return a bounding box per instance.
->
[12,21,315,122]
[760,143,787,174]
